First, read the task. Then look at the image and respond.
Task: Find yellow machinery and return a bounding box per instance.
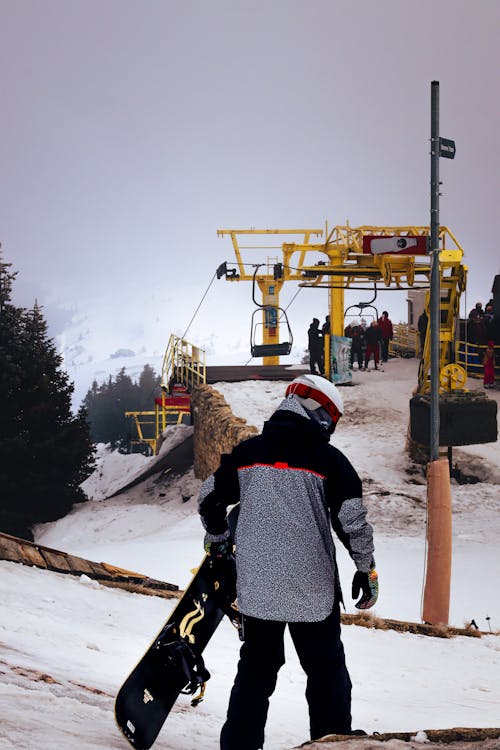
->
[126,334,206,454]
[218,224,467,393]
[217,229,323,365]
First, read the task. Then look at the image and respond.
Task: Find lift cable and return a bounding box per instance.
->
[128,272,217,444]
[181,272,217,340]
[127,274,218,414]
[281,284,303,315]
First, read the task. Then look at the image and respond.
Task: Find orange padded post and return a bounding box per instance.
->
[422,458,452,626]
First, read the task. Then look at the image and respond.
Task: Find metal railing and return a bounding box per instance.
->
[162,334,206,392]
[125,334,206,455]
[125,407,191,455]
[455,340,499,381]
[389,324,419,358]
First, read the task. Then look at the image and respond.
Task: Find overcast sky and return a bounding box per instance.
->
[1,1,499,367]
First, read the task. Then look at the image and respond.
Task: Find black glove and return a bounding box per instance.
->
[352,569,379,610]
[204,537,232,559]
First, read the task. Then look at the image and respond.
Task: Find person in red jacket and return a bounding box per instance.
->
[378,311,393,363]
[483,341,495,388]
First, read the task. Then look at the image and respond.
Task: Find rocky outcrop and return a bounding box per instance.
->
[191,384,258,480]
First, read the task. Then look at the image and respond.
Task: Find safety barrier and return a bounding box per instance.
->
[455,340,499,381]
[162,334,206,392]
[389,324,419,358]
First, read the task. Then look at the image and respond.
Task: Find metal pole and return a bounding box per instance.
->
[422,80,453,627]
[430,81,440,461]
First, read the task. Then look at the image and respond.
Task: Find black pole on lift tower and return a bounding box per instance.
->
[430,80,440,461]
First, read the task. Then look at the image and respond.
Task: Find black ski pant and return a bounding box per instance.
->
[350,345,363,369]
[309,348,324,375]
[220,604,352,750]
[381,337,390,362]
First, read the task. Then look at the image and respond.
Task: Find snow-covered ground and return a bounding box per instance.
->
[0,358,499,750]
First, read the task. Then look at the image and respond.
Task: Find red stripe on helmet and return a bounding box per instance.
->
[286,381,342,424]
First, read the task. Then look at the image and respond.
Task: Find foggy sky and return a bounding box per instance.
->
[1,1,499,365]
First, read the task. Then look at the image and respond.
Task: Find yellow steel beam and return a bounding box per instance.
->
[219,225,462,286]
[218,224,467,378]
[217,228,324,281]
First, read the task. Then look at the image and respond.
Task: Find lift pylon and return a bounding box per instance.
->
[218,229,322,365]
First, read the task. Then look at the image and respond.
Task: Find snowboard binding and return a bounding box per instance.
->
[154,624,211,706]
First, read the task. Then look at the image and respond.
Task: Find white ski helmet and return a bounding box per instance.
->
[285,374,344,430]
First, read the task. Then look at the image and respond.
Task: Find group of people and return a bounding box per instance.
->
[468,301,497,388]
[343,311,393,371]
[468,300,495,345]
[308,312,394,374]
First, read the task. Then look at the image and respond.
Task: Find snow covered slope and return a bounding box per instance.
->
[1,358,499,749]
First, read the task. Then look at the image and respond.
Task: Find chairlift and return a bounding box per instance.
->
[344,284,379,327]
[250,265,293,358]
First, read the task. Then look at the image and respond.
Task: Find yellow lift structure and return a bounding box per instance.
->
[126,334,206,455]
[217,224,467,394]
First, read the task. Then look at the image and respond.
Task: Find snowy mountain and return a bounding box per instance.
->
[51,280,284,409]
[51,277,412,411]
[0,359,499,750]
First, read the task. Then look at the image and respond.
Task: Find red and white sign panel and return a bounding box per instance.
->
[362,235,429,256]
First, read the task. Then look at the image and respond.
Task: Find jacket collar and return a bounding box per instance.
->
[262,397,330,443]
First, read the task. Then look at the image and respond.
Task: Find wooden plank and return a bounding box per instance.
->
[303,727,500,746]
[41,550,74,573]
[0,532,178,596]
[65,556,98,577]
[0,535,27,564]
[97,579,181,599]
[101,561,146,578]
[141,577,178,592]
[18,544,47,569]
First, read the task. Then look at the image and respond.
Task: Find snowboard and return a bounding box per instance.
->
[115,550,239,750]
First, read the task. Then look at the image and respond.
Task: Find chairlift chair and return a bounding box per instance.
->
[249,264,293,358]
[344,284,379,327]
[344,302,379,325]
[250,307,293,358]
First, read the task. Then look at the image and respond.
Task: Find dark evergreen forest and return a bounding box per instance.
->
[0,254,95,540]
[82,364,161,452]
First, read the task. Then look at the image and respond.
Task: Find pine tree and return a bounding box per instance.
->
[0,254,95,539]
[0,257,27,533]
[83,364,160,451]
[138,363,160,401]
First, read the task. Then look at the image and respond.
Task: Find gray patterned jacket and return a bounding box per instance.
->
[199,396,375,622]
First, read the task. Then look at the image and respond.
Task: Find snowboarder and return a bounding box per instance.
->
[199,374,378,749]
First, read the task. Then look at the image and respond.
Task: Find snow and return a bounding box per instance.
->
[1,358,499,750]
